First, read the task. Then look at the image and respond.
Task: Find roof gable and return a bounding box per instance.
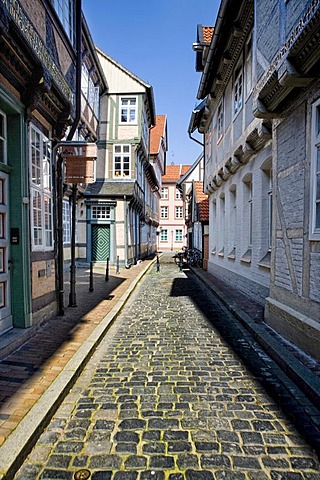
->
[150,115,167,155]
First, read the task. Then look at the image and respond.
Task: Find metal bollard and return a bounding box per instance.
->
[89,261,94,292]
[116,255,120,274]
[179,253,184,272]
[156,255,160,272]
[105,257,109,281]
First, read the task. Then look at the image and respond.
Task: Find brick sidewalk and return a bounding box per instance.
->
[0,259,153,448]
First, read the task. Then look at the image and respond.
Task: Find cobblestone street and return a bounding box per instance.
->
[14,263,320,480]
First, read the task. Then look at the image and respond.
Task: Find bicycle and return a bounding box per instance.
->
[186,249,203,268]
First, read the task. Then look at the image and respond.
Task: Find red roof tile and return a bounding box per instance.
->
[195,181,209,221]
[150,115,167,155]
[162,164,192,183]
[202,26,214,43]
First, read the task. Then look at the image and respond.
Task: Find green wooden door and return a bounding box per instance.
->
[92,225,110,261]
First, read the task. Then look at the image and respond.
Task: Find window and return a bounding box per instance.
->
[245,36,253,97]
[91,205,111,220]
[82,64,100,116]
[63,200,71,244]
[175,206,183,219]
[161,206,168,218]
[175,229,183,242]
[234,66,243,116]
[176,188,182,199]
[50,0,74,44]
[268,171,273,251]
[160,229,168,241]
[114,144,131,178]
[30,124,53,250]
[248,181,253,248]
[161,187,168,199]
[217,99,224,140]
[310,99,320,239]
[120,97,137,123]
[0,111,7,164]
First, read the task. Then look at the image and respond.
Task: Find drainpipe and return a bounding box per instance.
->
[56,0,82,314]
[124,195,129,268]
[188,132,204,147]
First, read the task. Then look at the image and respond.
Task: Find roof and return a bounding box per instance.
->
[177,153,203,187]
[150,115,167,155]
[84,181,135,197]
[96,47,156,125]
[162,164,192,183]
[194,181,209,222]
[202,26,214,43]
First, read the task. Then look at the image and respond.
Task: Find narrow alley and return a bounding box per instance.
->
[13,261,320,480]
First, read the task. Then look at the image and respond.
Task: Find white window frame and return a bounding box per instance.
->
[30,124,53,251]
[161,187,168,199]
[161,206,168,219]
[63,200,71,244]
[0,110,7,165]
[51,0,75,44]
[248,181,253,248]
[310,99,320,240]
[120,97,137,124]
[160,229,168,241]
[245,35,253,98]
[268,171,273,251]
[176,188,182,199]
[91,205,111,220]
[234,65,243,117]
[217,98,224,140]
[113,144,131,178]
[175,206,183,219]
[175,229,183,242]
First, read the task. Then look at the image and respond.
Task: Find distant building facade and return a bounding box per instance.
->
[159,165,190,252]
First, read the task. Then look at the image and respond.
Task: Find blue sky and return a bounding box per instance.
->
[82,0,219,166]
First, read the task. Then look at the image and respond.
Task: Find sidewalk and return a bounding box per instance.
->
[0,253,320,479]
[0,258,154,479]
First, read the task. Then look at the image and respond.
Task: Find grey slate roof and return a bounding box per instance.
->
[84,181,135,197]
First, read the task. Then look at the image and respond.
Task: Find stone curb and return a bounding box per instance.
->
[0,259,155,480]
[192,268,320,414]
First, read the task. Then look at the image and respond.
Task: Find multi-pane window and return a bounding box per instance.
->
[311,99,320,238]
[217,100,224,140]
[176,188,182,199]
[0,111,6,164]
[161,206,168,218]
[161,187,168,199]
[30,124,53,250]
[114,144,131,178]
[268,171,273,251]
[248,181,253,247]
[245,36,253,97]
[234,66,243,116]
[50,0,74,44]
[120,97,137,123]
[91,205,111,220]
[82,64,99,116]
[63,200,71,244]
[160,229,168,241]
[175,206,183,219]
[175,229,183,242]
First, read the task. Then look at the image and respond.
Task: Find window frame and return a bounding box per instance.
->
[161,206,168,219]
[175,206,183,219]
[160,229,168,241]
[30,124,53,251]
[0,110,7,165]
[175,188,182,200]
[63,199,71,244]
[161,187,168,199]
[113,144,131,178]
[310,98,320,240]
[245,35,253,99]
[50,0,75,45]
[234,65,243,117]
[217,98,224,141]
[175,229,183,242]
[120,96,137,124]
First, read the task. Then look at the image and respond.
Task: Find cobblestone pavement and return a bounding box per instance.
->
[14,264,320,480]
